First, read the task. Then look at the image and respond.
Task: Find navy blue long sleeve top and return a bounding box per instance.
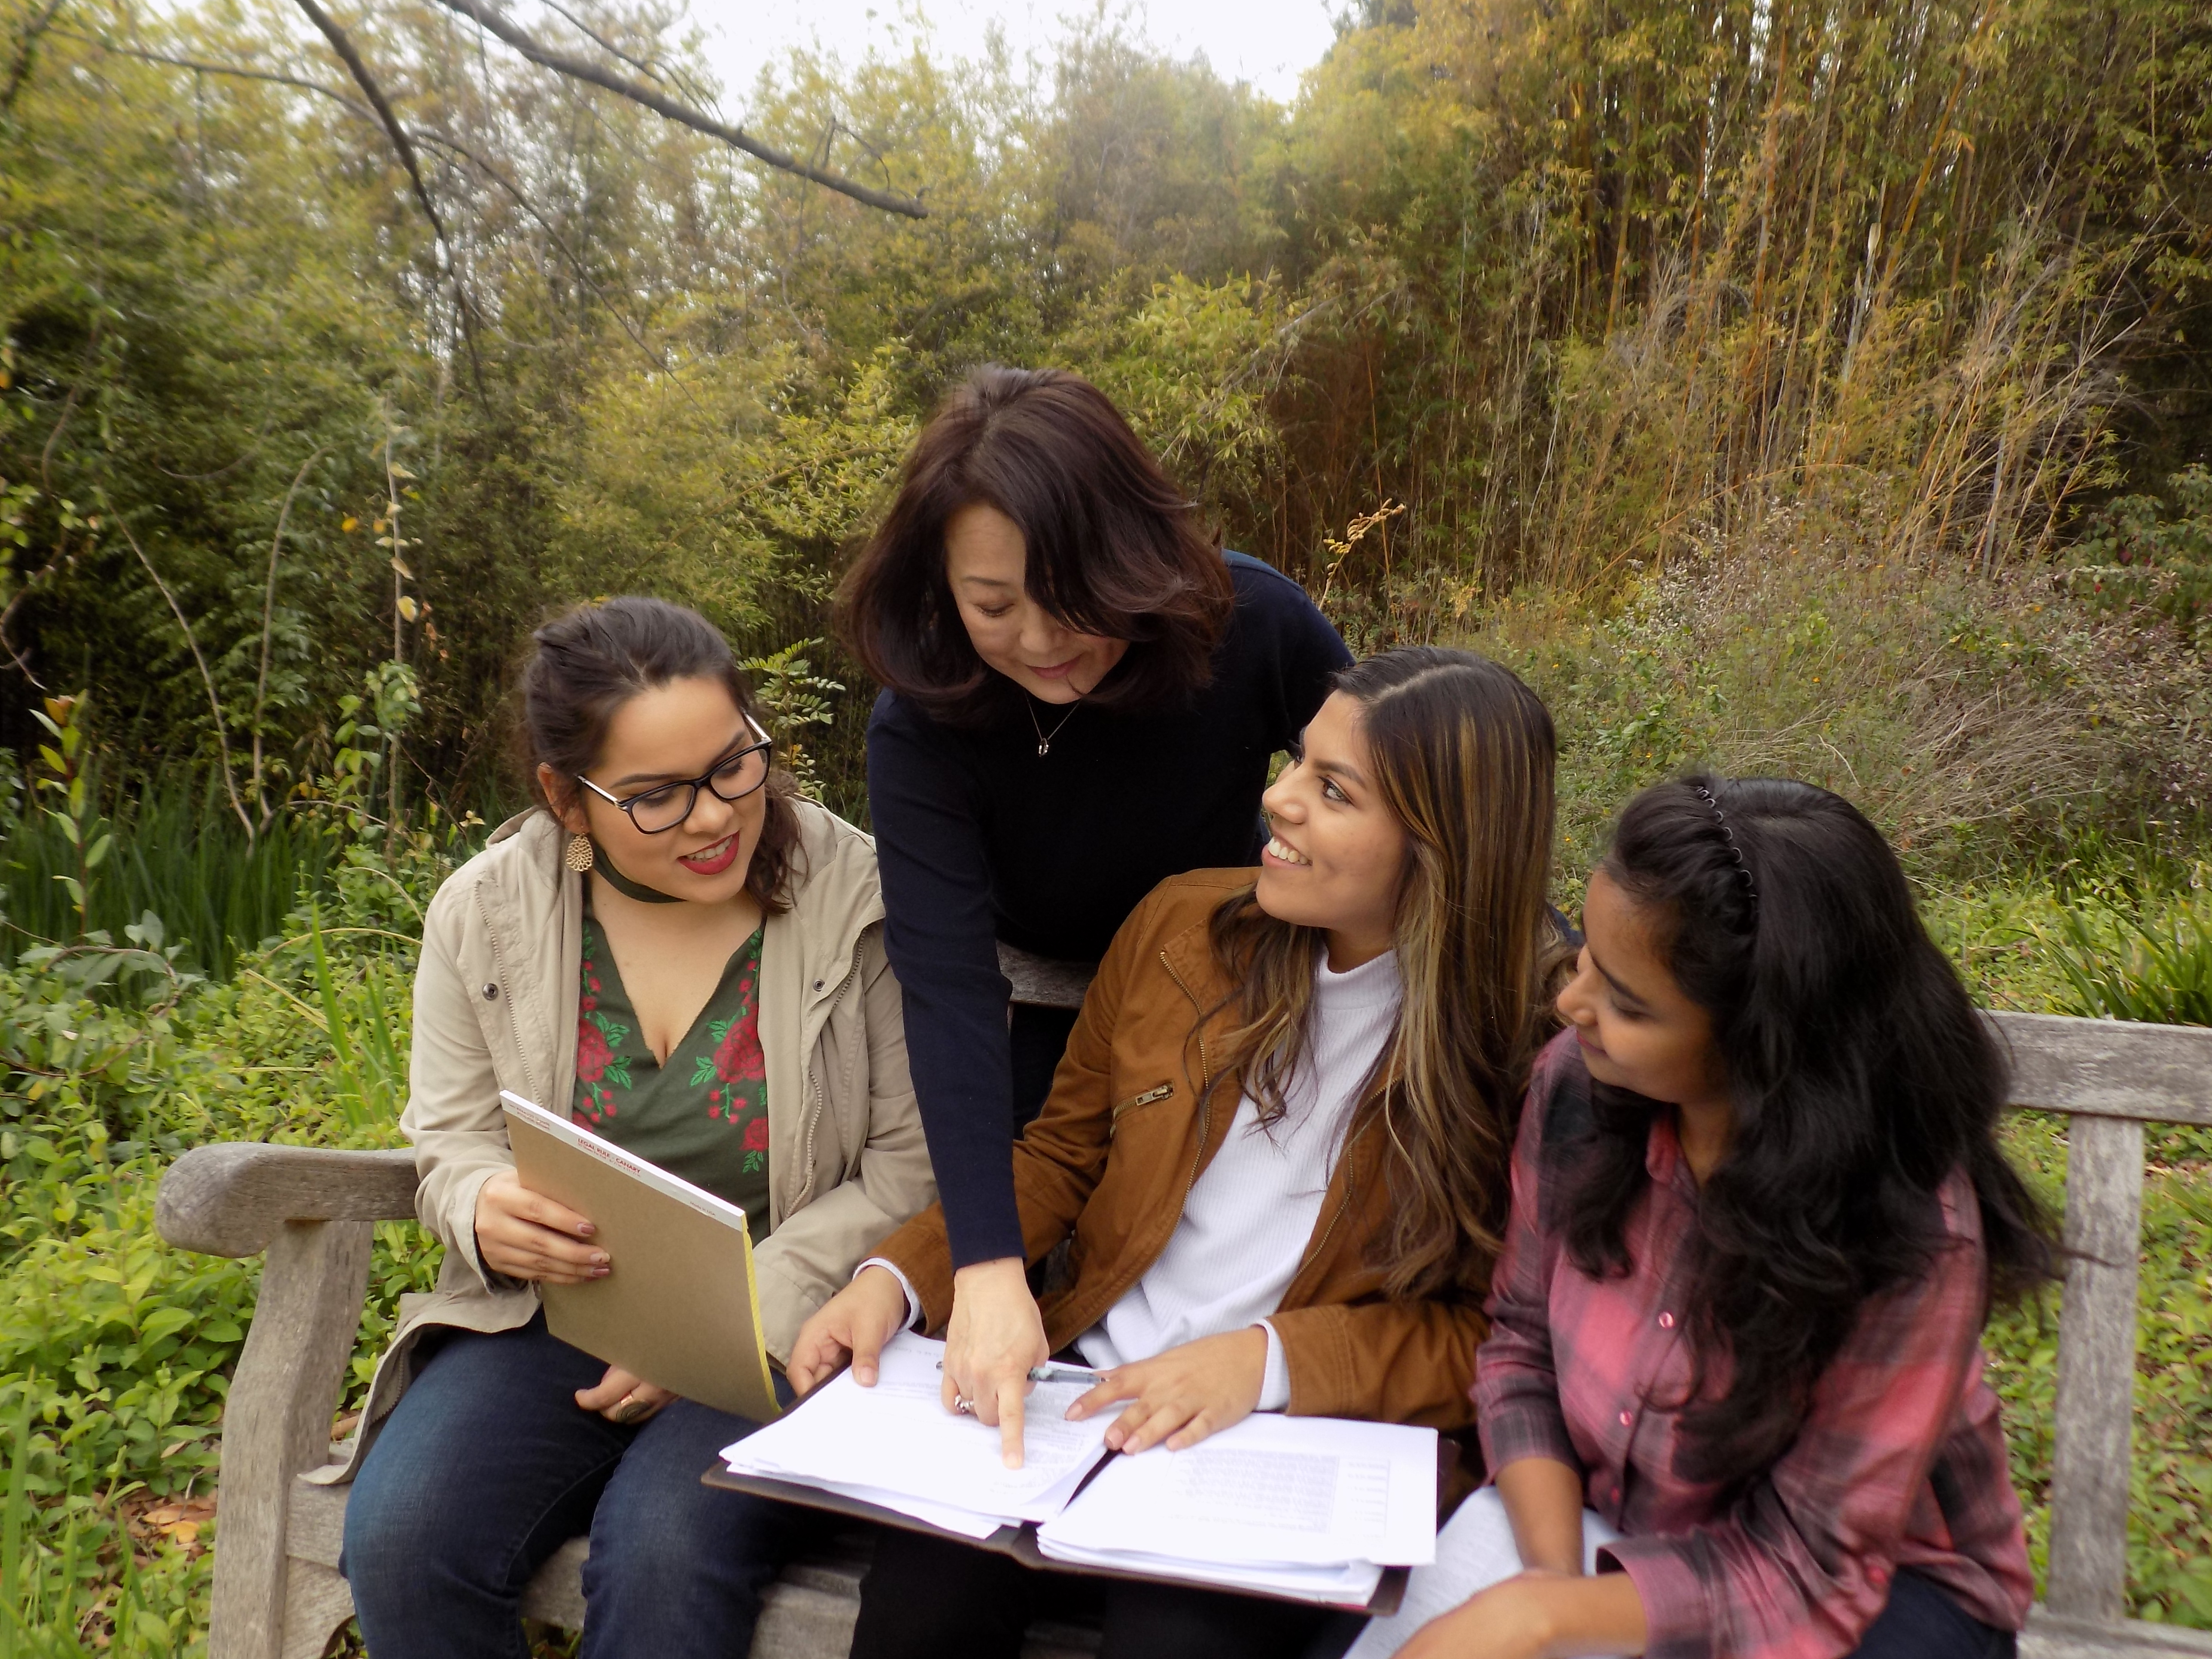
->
[866,552,1352,1267]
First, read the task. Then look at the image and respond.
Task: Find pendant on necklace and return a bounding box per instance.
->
[1027,698,1078,757]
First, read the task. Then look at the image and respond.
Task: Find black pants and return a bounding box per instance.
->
[1009,1002,1080,1132]
[1309,1567,2016,1659]
[850,1525,1359,1659]
[1849,1570,2018,1659]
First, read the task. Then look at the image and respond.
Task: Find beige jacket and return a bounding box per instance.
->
[328,801,933,1480]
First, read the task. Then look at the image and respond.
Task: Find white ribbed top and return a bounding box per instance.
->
[1079,948,1403,1405]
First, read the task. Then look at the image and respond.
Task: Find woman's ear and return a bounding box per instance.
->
[537,761,591,837]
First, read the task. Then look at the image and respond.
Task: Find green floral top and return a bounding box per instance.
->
[571,912,772,1244]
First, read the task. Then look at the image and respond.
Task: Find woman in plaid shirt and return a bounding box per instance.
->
[1355,776,2054,1659]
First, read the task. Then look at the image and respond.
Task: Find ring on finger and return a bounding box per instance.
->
[952,1394,972,1415]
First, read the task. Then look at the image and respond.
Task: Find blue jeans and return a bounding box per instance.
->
[342,1313,814,1659]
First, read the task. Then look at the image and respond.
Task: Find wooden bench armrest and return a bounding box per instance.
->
[155,1145,416,1659]
[157,1143,419,1258]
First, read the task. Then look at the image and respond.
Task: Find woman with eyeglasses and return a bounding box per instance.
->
[339,596,935,1659]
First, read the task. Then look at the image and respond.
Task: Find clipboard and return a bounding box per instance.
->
[699,1381,1424,1616]
[501,1091,781,1423]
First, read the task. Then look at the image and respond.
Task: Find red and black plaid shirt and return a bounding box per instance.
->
[1475,1031,2034,1659]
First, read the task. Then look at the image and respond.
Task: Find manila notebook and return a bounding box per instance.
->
[500,1091,781,1424]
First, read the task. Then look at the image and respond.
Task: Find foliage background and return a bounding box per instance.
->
[0,0,2208,1647]
[4,0,2208,835]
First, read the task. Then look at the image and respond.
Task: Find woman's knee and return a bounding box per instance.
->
[341,1323,616,1602]
[579,1403,812,1642]
[577,1483,780,1610]
[343,1429,462,1599]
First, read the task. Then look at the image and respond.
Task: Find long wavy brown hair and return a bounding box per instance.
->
[1206,647,1559,1302]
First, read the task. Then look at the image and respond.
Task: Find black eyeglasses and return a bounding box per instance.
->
[576,721,773,834]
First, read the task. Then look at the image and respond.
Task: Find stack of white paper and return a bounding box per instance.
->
[719,1332,1112,1539]
[1035,1413,1438,1605]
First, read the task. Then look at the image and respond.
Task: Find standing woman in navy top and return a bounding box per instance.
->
[833,366,1351,1457]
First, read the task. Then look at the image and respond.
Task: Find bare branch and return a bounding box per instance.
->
[0,0,69,114]
[0,318,97,690]
[0,553,58,687]
[38,313,101,494]
[425,0,927,219]
[156,409,279,482]
[410,126,699,406]
[107,507,258,846]
[288,0,488,396]
[290,0,447,243]
[252,445,328,830]
[535,0,720,113]
[52,27,371,115]
[535,0,684,98]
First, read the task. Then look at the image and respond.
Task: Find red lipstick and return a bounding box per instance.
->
[678,834,742,877]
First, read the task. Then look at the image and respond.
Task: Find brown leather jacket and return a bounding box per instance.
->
[874,868,1486,1429]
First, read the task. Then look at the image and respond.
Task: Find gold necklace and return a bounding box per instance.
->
[1026,696,1081,757]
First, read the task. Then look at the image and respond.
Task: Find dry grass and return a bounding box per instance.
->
[1430,528,2209,896]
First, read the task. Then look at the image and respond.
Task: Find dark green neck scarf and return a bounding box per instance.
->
[586,839,684,904]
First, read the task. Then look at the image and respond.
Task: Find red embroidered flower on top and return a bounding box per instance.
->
[709,1013,765,1087]
[576,1019,614,1085]
[742,1116,770,1152]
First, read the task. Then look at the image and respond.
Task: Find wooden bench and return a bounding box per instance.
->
[155,1010,2212,1659]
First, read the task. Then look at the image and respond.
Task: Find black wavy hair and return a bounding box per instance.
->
[1559,775,2054,1489]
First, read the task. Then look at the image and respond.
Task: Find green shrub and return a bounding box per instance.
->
[1,1394,205,1658]
[2068,467,2212,648]
[2045,888,2212,1030]
[0,757,456,1647]
[0,1178,248,1509]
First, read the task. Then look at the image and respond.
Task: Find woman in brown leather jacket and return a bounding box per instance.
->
[791,646,1563,1659]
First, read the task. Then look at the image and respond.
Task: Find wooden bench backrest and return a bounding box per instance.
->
[153,1011,2212,1652]
[1986,1011,2212,1626]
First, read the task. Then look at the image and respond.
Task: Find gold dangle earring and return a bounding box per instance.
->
[564,833,595,874]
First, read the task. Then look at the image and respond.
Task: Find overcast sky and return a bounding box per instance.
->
[691,0,1344,109]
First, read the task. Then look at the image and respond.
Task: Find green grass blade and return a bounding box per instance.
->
[307,907,373,1132]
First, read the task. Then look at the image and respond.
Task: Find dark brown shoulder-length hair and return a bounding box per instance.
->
[833,365,1234,724]
[516,596,802,913]
[1206,647,1560,1304]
